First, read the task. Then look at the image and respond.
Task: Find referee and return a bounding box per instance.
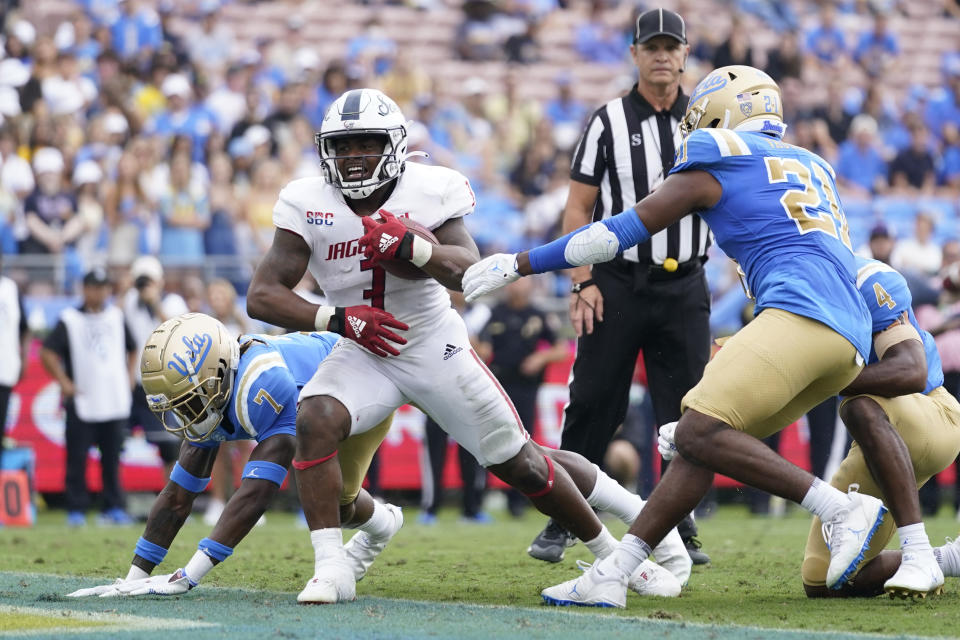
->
[528,8,711,565]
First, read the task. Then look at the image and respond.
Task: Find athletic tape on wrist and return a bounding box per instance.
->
[134,537,168,565]
[523,455,556,498]
[241,460,288,487]
[198,537,234,563]
[314,306,335,332]
[170,462,211,493]
[410,235,433,268]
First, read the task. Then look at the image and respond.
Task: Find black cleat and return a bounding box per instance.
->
[683,535,711,565]
[527,518,577,563]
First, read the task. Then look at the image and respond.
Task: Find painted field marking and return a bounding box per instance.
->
[0,604,218,636]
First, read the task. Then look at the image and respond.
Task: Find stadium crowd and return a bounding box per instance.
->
[1,0,960,517]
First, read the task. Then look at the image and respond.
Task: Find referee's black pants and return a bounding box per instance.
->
[559,259,711,532]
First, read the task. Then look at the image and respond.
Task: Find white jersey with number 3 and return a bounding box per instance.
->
[272,162,476,342]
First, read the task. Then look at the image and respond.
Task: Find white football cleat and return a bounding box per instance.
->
[627,559,682,597]
[344,503,403,581]
[297,558,356,605]
[651,528,692,586]
[884,550,944,599]
[541,560,627,608]
[823,485,887,589]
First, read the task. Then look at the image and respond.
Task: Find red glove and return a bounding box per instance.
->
[326,305,409,357]
[359,210,415,265]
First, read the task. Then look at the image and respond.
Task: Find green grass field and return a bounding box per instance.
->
[1,504,958,638]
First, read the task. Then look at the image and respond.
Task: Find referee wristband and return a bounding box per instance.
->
[571,279,596,294]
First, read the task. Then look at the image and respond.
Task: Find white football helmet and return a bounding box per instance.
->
[681,65,787,139]
[316,88,408,199]
[140,313,240,443]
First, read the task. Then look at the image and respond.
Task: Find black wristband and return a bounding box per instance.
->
[395,232,415,261]
[571,279,596,294]
[326,307,346,335]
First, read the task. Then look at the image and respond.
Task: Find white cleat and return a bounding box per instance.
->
[297,559,356,604]
[541,561,627,608]
[884,550,944,599]
[344,504,403,581]
[823,485,887,589]
[652,528,692,586]
[627,559,682,597]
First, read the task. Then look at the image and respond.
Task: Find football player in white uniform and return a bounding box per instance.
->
[246,88,691,604]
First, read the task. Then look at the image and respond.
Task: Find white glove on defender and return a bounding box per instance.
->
[463,253,520,302]
[66,578,129,598]
[116,570,194,596]
[658,421,678,461]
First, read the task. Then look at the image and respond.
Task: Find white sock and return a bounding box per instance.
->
[357,502,395,541]
[800,478,849,522]
[934,540,960,577]
[897,522,932,555]
[310,528,344,571]
[583,525,619,560]
[125,565,149,581]
[596,534,651,580]
[585,464,644,525]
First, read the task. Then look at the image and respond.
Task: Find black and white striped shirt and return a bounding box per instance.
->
[570,87,712,265]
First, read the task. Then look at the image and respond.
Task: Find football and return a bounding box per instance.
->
[379,217,438,280]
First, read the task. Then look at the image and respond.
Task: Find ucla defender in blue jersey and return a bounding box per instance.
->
[465,65,939,606]
[800,258,960,598]
[67,313,401,598]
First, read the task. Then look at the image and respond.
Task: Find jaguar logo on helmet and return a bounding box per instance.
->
[141,313,240,443]
[315,88,410,200]
[681,65,786,139]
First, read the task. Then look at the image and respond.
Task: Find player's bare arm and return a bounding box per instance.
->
[840,318,927,398]
[247,228,317,331]
[207,434,295,547]
[421,216,481,290]
[132,443,218,574]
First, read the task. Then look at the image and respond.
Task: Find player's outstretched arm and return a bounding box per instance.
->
[66,443,218,597]
[109,435,297,597]
[463,171,721,301]
[840,322,927,398]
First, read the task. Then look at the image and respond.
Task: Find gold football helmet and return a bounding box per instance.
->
[141,312,240,443]
[681,65,786,138]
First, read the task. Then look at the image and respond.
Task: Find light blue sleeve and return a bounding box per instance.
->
[862,270,913,334]
[237,363,298,441]
[671,129,725,176]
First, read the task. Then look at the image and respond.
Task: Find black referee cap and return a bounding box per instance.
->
[634,8,687,44]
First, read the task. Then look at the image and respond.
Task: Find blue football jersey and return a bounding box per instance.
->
[191,332,340,448]
[671,128,871,358]
[854,257,943,394]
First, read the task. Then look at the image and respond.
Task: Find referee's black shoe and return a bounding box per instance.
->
[683,535,711,565]
[528,518,577,563]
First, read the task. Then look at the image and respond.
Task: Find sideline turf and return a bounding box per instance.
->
[0,505,957,638]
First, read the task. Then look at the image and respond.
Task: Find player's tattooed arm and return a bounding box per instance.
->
[132,444,218,574]
[424,217,482,291]
[247,229,321,331]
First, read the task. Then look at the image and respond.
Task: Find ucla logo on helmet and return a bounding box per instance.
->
[690,73,727,105]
